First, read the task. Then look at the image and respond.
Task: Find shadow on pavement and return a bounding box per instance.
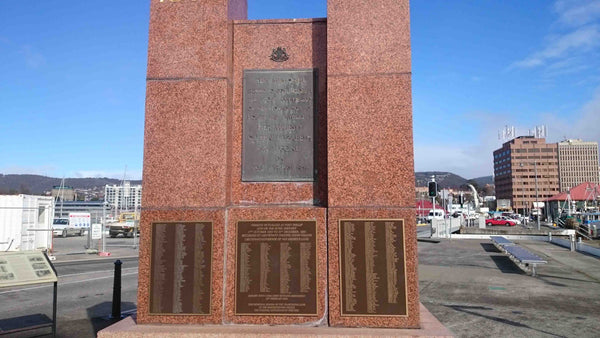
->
[20,302,137,338]
[87,301,136,336]
[0,313,52,337]
[480,243,501,253]
[489,255,525,274]
[444,304,567,338]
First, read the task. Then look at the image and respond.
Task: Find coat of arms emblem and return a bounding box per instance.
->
[269,47,289,62]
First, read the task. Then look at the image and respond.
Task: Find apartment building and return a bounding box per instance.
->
[493,136,560,214]
[104,181,142,212]
[557,139,600,192]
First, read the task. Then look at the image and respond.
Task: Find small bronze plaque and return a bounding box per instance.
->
[235,220,318,315]
[149,222,212,315]
[339,220,407,316]
[242,69,316,182]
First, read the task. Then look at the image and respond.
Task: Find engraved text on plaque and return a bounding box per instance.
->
[149,222,212,315]
[236,220,317,315]
[339,220,407,316]
[242,69,315,182]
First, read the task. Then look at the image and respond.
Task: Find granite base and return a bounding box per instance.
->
[98,303,452,337]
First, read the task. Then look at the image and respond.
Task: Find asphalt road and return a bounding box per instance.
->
[0,237,139,337]
[51,234,141,256]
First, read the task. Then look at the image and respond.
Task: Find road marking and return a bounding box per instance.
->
[59,271,138,286]
[0,271,138,295]
[60,267,138,278]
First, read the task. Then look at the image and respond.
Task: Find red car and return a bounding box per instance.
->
[485,218,516,226]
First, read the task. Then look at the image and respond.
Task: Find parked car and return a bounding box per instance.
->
[501,215,522,225]
[52,216,87,237]
[485,218,516,226]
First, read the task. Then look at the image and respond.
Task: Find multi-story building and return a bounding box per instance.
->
[51,185,76,201]
[54,200,108,223]
[557,139,600,192]
[104,181,142,212]
[493,136,560,215]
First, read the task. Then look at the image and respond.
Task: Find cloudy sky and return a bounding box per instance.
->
[1,0,600,180]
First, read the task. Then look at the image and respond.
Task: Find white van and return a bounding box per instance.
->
[427,209,445,222]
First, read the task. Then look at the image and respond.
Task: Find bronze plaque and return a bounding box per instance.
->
[242,69,316,182]
[339,220,407,316]
[149,222,212,315]
[235,220,317,315]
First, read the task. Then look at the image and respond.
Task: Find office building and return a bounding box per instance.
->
[493,136,560,214]
[557,139,600,192]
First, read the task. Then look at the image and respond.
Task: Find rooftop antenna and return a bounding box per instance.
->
[528,125,547,139]
[498,125,516,142]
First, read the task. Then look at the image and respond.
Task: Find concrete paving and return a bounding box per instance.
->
[49,235,139,262]
[419,238,600,337]
[6,235,599,337]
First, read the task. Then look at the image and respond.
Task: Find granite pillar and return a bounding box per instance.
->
[326,0,420,328]
[135,0,420,330]
[137,0,247,325]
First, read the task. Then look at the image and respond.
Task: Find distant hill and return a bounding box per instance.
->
[0,174,141,195]
[471,175,494,187]
[1,172,492,195]
[415,172,493,189]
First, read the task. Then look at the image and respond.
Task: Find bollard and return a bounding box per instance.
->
[548,232,552,242]
[111,260,122,319]
[569,235,575,252]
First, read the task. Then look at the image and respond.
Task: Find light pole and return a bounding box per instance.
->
[534,160,540,230]
[519,162,525,218]
[102,200,108,254]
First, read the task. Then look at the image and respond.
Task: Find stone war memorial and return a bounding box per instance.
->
[100,0,452,336]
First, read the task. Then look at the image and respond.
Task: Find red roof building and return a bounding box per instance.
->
[546,182,600,202]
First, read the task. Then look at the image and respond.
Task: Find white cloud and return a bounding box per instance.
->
[19,45,46,69]
[0,165,57,176]
[555,0,600,26]
[414,112,527,179]
[512,25,600,69]
[415,142,493,179]
[544,86,600,142]
[71,170,142,180]
[511,1,600,71]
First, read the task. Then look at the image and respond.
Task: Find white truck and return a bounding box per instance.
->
[52,212,90,237]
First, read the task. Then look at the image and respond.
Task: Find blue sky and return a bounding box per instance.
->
[1,0,600,180]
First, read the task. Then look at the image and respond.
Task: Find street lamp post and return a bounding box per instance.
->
[519,163,524,217]
[534,160,540,230]
[102,200,108,254]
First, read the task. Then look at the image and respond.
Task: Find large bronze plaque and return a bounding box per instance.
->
[339,220,407,316]
[242,69,316,182]
[235,220,317,315]
[149,222,212,315]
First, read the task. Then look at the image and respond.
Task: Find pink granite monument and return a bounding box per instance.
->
[100,0,450,335]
